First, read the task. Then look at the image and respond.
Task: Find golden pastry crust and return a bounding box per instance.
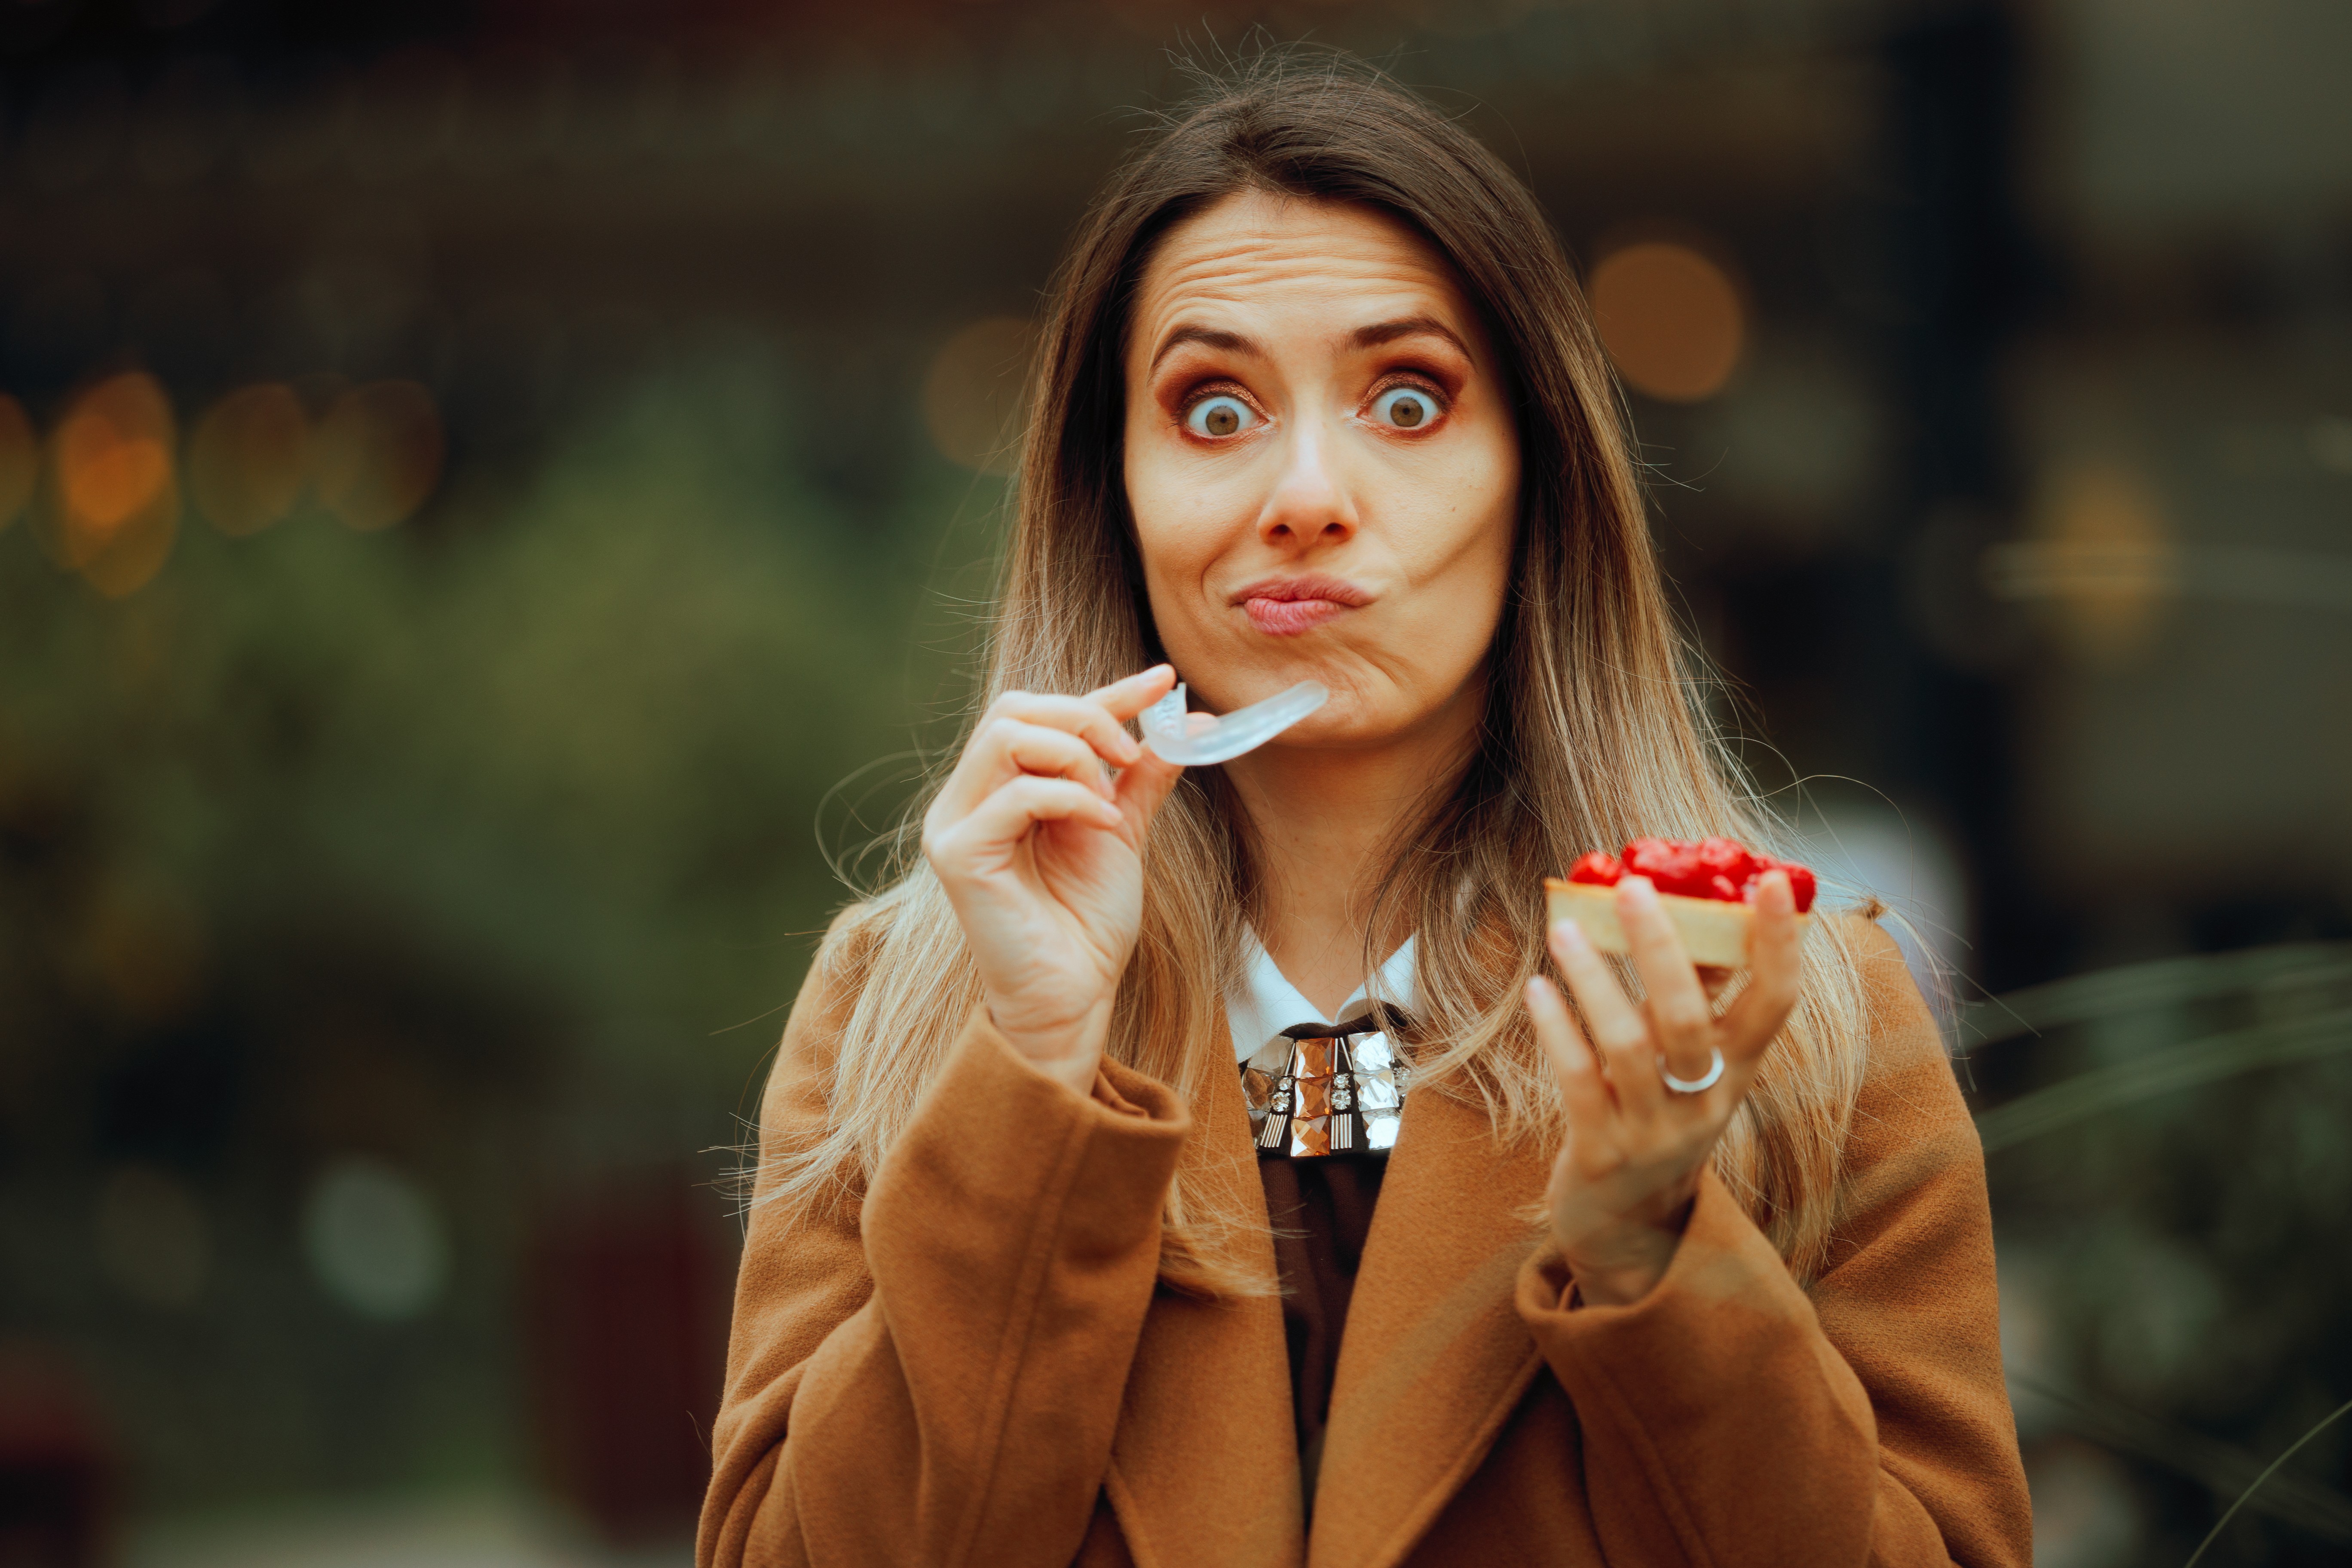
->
[1543,877,1812,969]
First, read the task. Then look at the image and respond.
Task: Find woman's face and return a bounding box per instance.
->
[1122,189,1520,753]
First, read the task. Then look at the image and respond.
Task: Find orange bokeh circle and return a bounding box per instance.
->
[1587,241,1746,404]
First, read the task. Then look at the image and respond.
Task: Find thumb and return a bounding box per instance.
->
[1113,750,1185,837]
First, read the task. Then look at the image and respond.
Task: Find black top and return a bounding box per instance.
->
[1256,1150,1388,1517]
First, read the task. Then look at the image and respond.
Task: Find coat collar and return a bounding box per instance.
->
[1105,1052,1303,1568]
[1106,1040,1553,1568]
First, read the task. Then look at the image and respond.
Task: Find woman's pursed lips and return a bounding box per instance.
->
[1231,574,1372,636]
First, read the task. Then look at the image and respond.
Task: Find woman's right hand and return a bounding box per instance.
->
[922,665,1185,1094]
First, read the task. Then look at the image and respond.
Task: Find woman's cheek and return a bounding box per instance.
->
[1133,528,1223,668]
[1392,453,1516,671]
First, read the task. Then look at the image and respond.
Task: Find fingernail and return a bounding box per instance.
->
[1619,876,1657,905]
[1552,919,1589,953]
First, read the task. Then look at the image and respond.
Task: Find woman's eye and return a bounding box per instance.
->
[1185,395,1259,438]
[1370,386,1441,430]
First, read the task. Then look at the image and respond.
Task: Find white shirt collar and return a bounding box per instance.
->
[1225,933,1418,1065]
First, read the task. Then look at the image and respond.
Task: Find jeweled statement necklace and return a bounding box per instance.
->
[1240,1011,1412,1157]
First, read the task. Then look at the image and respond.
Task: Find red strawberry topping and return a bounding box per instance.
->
[1572,837,1816,913]
[1566,851,1623,885]
[1746,854,1818,913]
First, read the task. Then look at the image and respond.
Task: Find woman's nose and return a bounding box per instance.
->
[1254,416,1360,550]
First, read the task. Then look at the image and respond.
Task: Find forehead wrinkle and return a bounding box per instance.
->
[1131,196,1483,374]
[1137,258,1471,371]
[1146,242,1451,305]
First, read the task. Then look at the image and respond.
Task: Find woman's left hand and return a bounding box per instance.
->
[1522,871,1804,1306]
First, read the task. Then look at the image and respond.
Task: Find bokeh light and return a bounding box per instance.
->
[312,380,445,531]
[922,315,1035,475]
[189,382,311,538]
[42,371,181,597]
[301,1156,450,1322]
[0,393,34,530]
[1983,458,2176,665]
[1587,239,1746,403]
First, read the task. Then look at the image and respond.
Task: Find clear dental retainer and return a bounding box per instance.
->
[1139,680,1329,766]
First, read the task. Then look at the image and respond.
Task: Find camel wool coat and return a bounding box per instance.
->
[699,920,2033,1568]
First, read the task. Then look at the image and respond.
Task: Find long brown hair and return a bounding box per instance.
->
[769,52,1876,1290]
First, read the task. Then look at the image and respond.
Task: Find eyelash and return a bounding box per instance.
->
[1178,382,1257,422]
[1173,371,1453,435]
[1365,372,1450,422]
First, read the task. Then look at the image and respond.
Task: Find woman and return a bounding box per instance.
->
[700,58,2031,1568]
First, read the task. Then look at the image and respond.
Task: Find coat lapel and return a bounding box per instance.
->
[1308,1083,1554,1568]
[1106,1054,1304,1568]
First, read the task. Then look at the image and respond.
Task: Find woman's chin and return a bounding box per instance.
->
[1170,656,1447,750]
[1245,693,1426,755]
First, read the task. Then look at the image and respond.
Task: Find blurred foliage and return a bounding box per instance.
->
[0,350,991,1510]
[4,348,982,1051]
[1972,949,2352,1566]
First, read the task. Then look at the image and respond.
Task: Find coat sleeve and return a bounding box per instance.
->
[1511,922,2034,1568]
[697,934,1192,1568]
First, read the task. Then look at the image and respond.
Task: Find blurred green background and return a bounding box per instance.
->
[0,1,2347,1565]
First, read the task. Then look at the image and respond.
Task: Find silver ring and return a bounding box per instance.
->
[1658,1046,1725,1095]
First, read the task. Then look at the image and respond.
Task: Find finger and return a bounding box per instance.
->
[1525,976,1614,1138]
[940,686,1141,820]
[1081,663,1178,724]
[1547,917,1649,1068]
[993,689,1146,770]
[931,716,1102,822]
[944,775,1123,861]
[1717,870,1804,1060]
[994,721,1113,797]
[1614,876,1716,1083]
[1110,742,1185,834]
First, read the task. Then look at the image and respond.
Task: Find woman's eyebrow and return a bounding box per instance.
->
[1145,315,1470,374]
[1148,324,1259,373]
[1350,314,1473,359]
